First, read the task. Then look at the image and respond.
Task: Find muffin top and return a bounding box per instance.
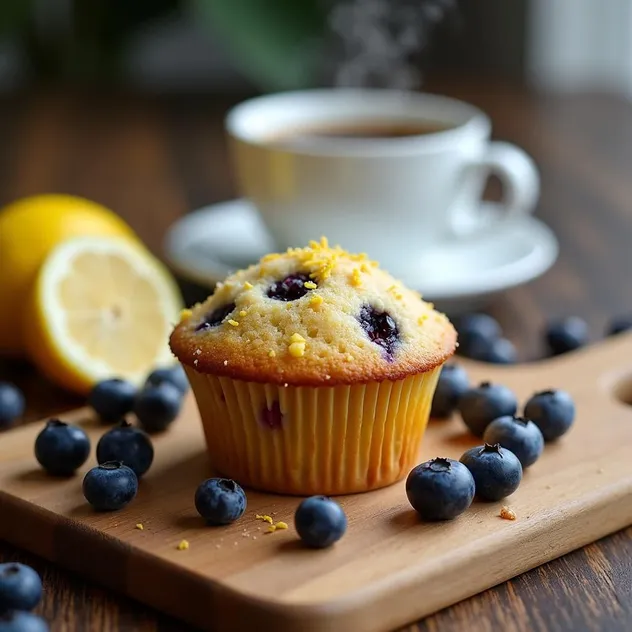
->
[170,238,456,386]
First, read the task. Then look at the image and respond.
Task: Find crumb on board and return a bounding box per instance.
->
[135,523,144,531]
[597,468,604,474]
[499,506,516,521]
[177,540,190,551]
[545,484,553,490]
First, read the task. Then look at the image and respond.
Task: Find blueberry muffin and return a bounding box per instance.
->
[170,238,456,495]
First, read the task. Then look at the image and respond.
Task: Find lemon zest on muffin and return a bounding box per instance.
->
[360,263,371,273]
[227,319,239,327]
[239,310,247,317]
[179,309,192,321]
[309,294,323,308]
[268,349,276,358]
[289,341,306,357]
[350,268,362,287]
[418,315,429,325]
[290,333,306,343]
[243,281,253,290]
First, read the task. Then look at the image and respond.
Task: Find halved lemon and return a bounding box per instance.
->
[26,236,183,394]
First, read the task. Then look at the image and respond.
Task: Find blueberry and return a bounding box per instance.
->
[83,462,138,511]
[483,416,544,467]
[0,563,42,612]
[606,315,632,337]
[524,389,575,441]
[267,274,314,301]
[34,419,90,476]
[0,611,48,632]
[0,383,25,429]
[195,303,236,331]
[458,382,518,437]
[145,365,189,395]
[431,364,470,418]
[134,383,182,433]
[357,305,399,359]
[96,420,154,477]
[406,458,475,520]
[456,313,502,356]
[194,478,247,525]
[467,337,517,364]
[545,317,589,355]
[88,378,137,424]
[294,496,347,548]
[460,443,522,501]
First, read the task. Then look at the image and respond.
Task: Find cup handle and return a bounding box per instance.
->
[449,141,540,237]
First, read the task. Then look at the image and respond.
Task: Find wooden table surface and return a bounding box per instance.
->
[1,81,632,631]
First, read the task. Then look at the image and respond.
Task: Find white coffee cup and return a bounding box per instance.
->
[226,89,539,272]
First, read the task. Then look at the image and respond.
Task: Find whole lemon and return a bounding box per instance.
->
[0,194,138,356]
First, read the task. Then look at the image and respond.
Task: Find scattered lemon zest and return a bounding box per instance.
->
[177,539,189,550]
[266,525,277,533]
[290,333,306,343]
[417,315,429,325]
[268,349,276,358]
[304,281,317,289]
[275,521,288,530]
[179,308,192,321]
[244,281,253,289]
[239,310,247,317]
[135,523,144,531]
[360,263,370,273]
[346,354,354,362]
[227,319,239,327]
[256,514,274,524]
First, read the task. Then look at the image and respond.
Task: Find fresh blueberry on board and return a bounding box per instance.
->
[0,611,48,632]
[0,382,25,429]
[83,462,138,511]
[194,478,247,526]
[96,420,154,477]
[430,364,470,418]
[134,383,182,433]
[88,378,137,424]
[0,563,42,612]
[458,382,518,437]
[468,337,517,365]
[483,416,544,468]
[455,313,502,356]
[294,496,347,549]
[34,419,90,476]
[460,443,523,502]
[545,316,589,356]
[524,389,576,441]
[606,315,632,336]
[406,458,475,521]
[145,365,189,395]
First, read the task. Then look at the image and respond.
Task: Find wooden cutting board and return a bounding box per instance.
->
[1,333,632,632]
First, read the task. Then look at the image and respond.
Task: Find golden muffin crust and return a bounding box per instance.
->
[170,238,456,386]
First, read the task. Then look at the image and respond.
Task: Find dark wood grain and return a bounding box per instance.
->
[1,80,632,631]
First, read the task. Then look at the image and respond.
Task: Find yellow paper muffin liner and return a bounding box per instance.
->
[184,365,442,495]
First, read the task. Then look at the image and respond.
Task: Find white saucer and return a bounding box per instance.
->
[164,199,558,313]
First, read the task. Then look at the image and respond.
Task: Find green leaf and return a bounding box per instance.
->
[193,0,328,91]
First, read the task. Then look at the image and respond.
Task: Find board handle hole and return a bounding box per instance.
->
[613,374,632,406]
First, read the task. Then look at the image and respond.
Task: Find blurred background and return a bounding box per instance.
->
[0,0,630,95]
